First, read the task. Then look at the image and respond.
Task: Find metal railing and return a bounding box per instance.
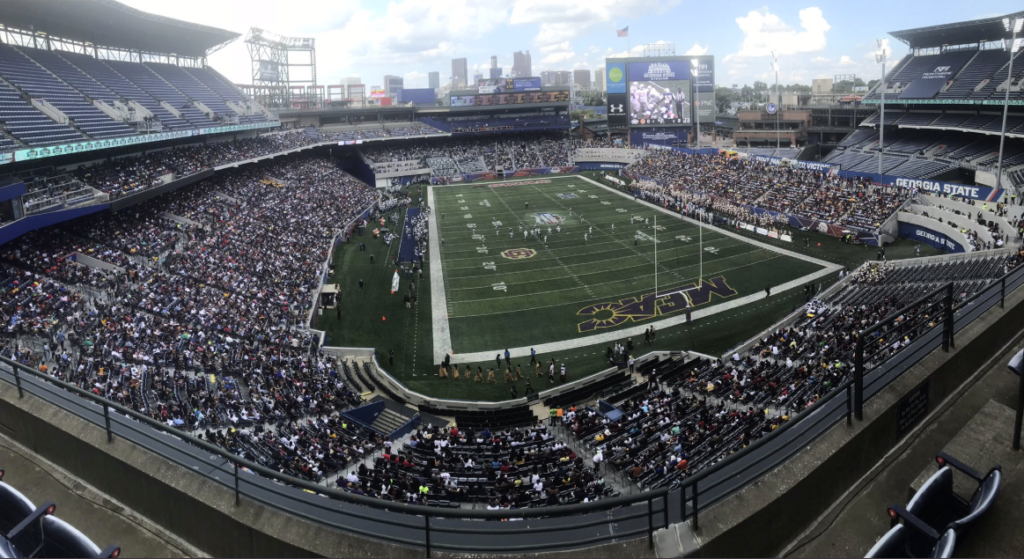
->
[0,353,668,556]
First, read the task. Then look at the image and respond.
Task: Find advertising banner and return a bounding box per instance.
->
[692,57,715,93]
[744,154,839,173]
[607,93,628,126]
[606,62,627,94]
[629,129,684,147]
[898,222,966,253]
[369,87,387,98]
[898,51,975,100]
[449,91,569,108]
[258,60,280,82]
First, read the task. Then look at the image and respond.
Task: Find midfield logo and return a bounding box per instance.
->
[501,248,537,260]
[532,212,565,225]
[576,276,738,332]
[557,193,579,200]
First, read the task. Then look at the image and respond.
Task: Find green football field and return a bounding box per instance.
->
[432,175,826,354]
[316,174,939,401]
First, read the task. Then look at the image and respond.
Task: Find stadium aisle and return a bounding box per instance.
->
[0,432,200,557]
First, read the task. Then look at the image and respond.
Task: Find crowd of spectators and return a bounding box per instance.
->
[0,154,376,443]
[624,151,911,232]
[63,132,326,198]
[338,423,610,508]
[561,251,1022,491]
[360,133,572,177]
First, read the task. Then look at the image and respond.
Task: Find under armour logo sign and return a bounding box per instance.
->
[610,104,624,113]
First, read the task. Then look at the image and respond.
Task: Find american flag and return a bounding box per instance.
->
[617,26,629,37]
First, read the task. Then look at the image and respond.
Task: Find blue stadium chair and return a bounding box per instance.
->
[905,453,1001,535]
[40,517,120,558]
[864,522,956,558]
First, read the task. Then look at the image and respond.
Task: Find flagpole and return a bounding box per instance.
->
[654,214,658,298]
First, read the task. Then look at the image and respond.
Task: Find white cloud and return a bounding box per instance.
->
[839,55,855,66]
[539,50,576,65]
[510,0,678,46]
[812,56,830,63]
[119,0,514,85]
[541,41,572,53]
[684,43,709,56]
[729,7,831,60]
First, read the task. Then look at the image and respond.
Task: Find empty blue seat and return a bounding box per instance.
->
[865,523,955,558]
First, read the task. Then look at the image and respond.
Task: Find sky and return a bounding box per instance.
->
[120,0,1022,90]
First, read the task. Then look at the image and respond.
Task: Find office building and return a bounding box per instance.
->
[594,68,604,92]
[428,71,440,90]
[384,75,404,99]
[573,69,591,89]
[512,50,531,77]
[451,58,468,89]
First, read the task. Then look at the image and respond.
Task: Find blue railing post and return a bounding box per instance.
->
[692,482,699,532]
[854,335,864,420]
[846,384,852,426]
[12,364,22,398]
[425,515,432,558]
[944,283,955,351]
[103,403,112,443]
[233,462,240,506]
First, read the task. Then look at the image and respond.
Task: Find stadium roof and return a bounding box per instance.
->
[0,0,239,58]
[890,10,1024,49]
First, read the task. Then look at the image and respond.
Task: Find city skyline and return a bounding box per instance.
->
[119,0,1023,91]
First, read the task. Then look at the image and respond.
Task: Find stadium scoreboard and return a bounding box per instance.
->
[605,55,715,140]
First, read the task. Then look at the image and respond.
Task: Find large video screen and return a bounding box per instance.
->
[450,90,569,108]
[627,61,691,126]
[628,80,690,125]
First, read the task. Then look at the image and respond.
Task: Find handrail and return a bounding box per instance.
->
[0,352,670,553]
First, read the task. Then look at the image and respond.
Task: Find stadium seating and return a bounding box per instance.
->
[0,470,119,558]
[867,452,1001,558]
[2,46,136,140]
[56,52,192,130]
[102,60,215,128]
[0,79,82,147]
[183,67,266,124]
[865,524,956,558]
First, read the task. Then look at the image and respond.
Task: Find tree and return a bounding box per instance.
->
[740,85,754,103]
[579,91,605,106]
[714,86,739,115]
[753,80,769,93]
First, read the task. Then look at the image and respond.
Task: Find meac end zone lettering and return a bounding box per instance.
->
[576,276,738,332]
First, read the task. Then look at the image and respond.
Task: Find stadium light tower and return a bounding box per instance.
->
[876,39,887,178]
[996,17,1024,196]
[690,61,701,149]
[771,51,780,150]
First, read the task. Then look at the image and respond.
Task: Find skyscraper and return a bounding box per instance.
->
[512,51,532,77]
[594,68,605,92]
[428,71,440,90]
[473,72,483,85]
[573,69,591,89]
[489,67,502,79]
[490,55,498,69]
[452,58,468,89]
[384,75,404,99]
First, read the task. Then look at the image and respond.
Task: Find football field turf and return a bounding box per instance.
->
[432,176,827,357]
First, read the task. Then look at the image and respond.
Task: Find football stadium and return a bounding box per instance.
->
[0,1,1022,557]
